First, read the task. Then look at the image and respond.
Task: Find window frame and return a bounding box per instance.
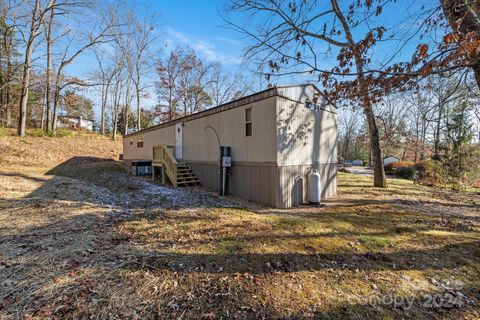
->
[245,108,253,137]
[137,135,144,148]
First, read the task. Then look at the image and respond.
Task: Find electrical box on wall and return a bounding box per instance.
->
[219,146,232,196]
[222,156,231,167]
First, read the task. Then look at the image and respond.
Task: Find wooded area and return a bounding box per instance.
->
[0,0,252,139]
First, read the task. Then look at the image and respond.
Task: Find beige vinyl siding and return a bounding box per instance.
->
[122,126,174,161]
[274,85,338,207]
[276,95,337,166]
[183,96,277,163]
[124,96,278,164]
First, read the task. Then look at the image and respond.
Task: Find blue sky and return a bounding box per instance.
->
[61,0,442,120]
[134,0,246,68]
[67,0,250,117]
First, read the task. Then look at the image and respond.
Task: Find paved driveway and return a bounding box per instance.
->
[348,166,373,176]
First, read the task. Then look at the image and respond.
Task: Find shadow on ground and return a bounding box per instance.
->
[1,157,479,319]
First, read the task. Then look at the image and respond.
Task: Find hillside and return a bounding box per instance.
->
[0,129,122,170]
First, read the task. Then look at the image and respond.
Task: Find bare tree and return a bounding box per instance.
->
[17,0,54,136]
[226,0,390,186]
[0,1,18,127]
[118,41,134,135]
[92,45,119,135]
[208,63,251,107]
[179,57,212,115]
[338,108,362,161]
[110,54,125,140]
[130,12,156,131]
[155,46,195,122]
[50,7,117,132]
[42,2,54,131]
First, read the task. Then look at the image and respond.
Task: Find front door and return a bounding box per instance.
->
[175,123,183,160]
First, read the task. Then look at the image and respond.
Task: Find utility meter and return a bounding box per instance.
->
[222,156,232,167]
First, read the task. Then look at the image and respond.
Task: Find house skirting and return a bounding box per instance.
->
[189,161,337,208]
[123,159,337,208]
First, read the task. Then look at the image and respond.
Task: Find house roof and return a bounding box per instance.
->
[124,84,326,138]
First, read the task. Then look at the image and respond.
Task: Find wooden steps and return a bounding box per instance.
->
[152,146,200,187]
[175,162,200,186]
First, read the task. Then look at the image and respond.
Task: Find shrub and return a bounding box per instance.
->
[394,166,416,180]
[27,128,79,138]
[54,128,78,137]
[0,127,8,137]
[384,161,415,174]
[28,128,48,137]
[417,157,480,190]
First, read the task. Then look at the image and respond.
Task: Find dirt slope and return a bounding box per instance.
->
[0,131,122,170]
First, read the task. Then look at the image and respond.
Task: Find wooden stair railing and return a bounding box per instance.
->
[152,145,178,186]
[152,145,199,187]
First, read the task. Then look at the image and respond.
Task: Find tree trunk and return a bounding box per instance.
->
[0,39,4,124]
[18,58,32,136]
[474,64,480,90]
[433,103,444,157]
[343,133,351,160]
[17,0,41,136]
[100,84,107,135]
[52,79,61,133]
[5,103,11,127]
[112,102,118,141]
[101,74,113,135]
[41,93,46,129]
[3,28,12,127]
[168,88,173,121]
[364,106,387,187]
[5,38,11,127]
[123,106,129,135]
[136,91,141,131]
[331,0,387,187]
[112,81,121,141]
[44,7,54,132]
[420,119,427,161]
[112,107,118,141]
[4,9,14,128]
[440,0,480,89]
[5,51,11,127]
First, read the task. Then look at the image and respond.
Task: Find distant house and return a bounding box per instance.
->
[123,84,338,208]
[56,116,94,131]
[352,159,363,166]
[383,156,400,165]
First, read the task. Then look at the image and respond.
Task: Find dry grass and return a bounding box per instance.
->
[1,133,480,319]
[0,129,122,171]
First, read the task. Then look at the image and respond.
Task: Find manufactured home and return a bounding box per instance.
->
[57,116,94,131]
[383,156,400,165]
[123,84,337,208]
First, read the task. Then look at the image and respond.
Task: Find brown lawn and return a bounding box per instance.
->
[1,133,479,319]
